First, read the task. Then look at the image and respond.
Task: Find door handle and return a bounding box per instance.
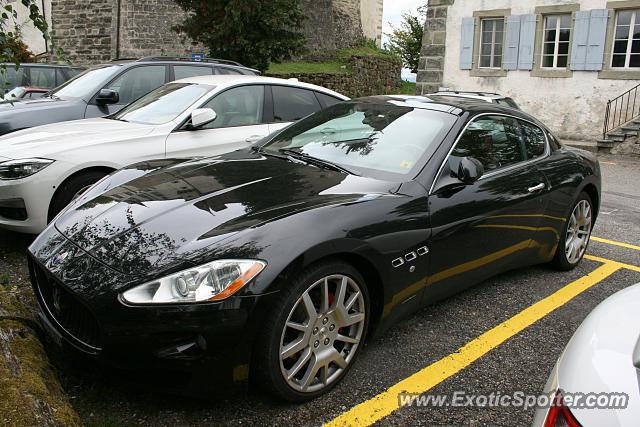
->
[527,183,545,193]
[245,135,264,143]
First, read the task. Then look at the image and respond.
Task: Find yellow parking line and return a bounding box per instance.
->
[600,161,617,165]
[591,236,640,251]
[585,254,640,272]
[324,262,621,427]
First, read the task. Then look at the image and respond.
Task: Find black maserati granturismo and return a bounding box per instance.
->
[28,95,600,401]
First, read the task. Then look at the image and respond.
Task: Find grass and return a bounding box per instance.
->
[0,272,8,286]
[335,46,395,62]
[387,80,417,95]
[266,61,350,74]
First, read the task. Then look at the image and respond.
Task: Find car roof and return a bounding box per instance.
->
[102,58,259,74]
[351,95,544,125]
[172,74,350,100]
[431,91,506,100]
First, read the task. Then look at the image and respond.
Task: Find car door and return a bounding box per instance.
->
[424,114,548,303]
[84,65,167,118]
[164,84,269,158]
[266,85,325,134]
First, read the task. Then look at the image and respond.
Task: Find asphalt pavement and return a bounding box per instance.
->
[0,153,638,426]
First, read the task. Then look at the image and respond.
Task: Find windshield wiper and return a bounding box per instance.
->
[278,149,359,176]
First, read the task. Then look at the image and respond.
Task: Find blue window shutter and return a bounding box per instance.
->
[460,17,475,70]
[570,10,591,70]
[518,14,537,70]
[585,9,609,70]
[504,15,521,70]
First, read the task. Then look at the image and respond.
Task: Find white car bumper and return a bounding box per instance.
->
[0,162,64,234]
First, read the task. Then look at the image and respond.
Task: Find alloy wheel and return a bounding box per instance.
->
[279,274,365,393]
[565,199,592,264]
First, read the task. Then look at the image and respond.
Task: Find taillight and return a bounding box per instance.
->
[544,390,581,427]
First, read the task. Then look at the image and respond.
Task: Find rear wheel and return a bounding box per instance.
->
[253,260,369,402]
[552,192,593,270]
[48,170,109,222]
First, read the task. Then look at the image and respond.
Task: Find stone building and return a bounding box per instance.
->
[13,0,383,65]
[416,0,640,145]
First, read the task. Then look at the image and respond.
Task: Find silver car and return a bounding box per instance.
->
[532,283,640,426]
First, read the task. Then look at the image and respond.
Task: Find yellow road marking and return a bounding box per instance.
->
[585,254,640,272]
[591,236,640,251]
[600,161,617,165]
[325,262,622,427]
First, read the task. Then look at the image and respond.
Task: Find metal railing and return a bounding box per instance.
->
[603,82,640,139]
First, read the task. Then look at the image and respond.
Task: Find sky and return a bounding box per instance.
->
[382,0,426,79]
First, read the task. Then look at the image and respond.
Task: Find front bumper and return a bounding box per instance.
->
[0,163,62,233]
[28,228,271,386]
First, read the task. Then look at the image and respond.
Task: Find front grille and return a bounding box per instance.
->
[30,258,103,350]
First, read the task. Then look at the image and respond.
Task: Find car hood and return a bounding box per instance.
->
[0,95,71,112]
[53,151,397,276]
[0,118,155,159]
[556,282,640,426]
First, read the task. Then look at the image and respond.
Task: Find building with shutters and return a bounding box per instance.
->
[416,0,640,142]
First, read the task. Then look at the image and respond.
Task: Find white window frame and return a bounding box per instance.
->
[541,14,571,69]
[479,18,504,69]
[611,9,640,69]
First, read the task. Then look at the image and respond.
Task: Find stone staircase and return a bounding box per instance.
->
[597,120,640,155]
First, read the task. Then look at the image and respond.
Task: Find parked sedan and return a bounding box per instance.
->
[28,96,600,402]
[532,283,640,426]
[0,75,347,233]
[0,57,258,135]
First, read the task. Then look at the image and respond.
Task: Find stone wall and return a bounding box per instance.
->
[50,0,114,65]
[266,55,402,98]
[415,0,454,95]
[118,0,202,59]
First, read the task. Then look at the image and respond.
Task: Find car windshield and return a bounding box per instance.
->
[111,82,213,125]
[260,102,456,180]
[50,65,120,99]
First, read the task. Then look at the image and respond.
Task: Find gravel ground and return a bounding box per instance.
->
[1,153,638,426]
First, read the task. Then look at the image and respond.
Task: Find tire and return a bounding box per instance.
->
[48,170,109,222]
[252,259,370,402]
[552,191,593,271]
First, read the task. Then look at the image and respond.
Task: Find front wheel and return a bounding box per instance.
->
[48,170,109,222]
[552,192,593,270]
[253,260,369,402]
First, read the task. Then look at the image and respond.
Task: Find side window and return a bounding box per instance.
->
[55,68,67,86]
[30,67,56,88]
[519,121,547,159]
[450,116,525,173]
[1,66,27,88]
[174,65,213,79]
[201,85,264,129]
[272,86,322,122]
[106,65,165,105]
[315,92,343,108]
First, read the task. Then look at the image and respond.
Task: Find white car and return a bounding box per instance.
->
[0,75,348,233]
[532,283,640,426]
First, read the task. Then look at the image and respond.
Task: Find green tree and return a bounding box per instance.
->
[171,0,307,72]
[0,0,59,92]
[383,6,426,73]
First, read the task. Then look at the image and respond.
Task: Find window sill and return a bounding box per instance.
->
[530,68,573,78]
[470,68,508,77]
[598,69,640,79]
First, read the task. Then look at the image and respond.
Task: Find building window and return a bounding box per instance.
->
[611,9,640,68]
[480,18,504,68]
[542,15,571,68]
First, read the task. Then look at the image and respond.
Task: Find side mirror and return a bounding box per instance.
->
[190,108,217,129]
[457,156,484,184]
[95,89,119,105]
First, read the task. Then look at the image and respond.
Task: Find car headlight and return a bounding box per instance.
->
[0,158,54,179]
[121,259,266,304]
